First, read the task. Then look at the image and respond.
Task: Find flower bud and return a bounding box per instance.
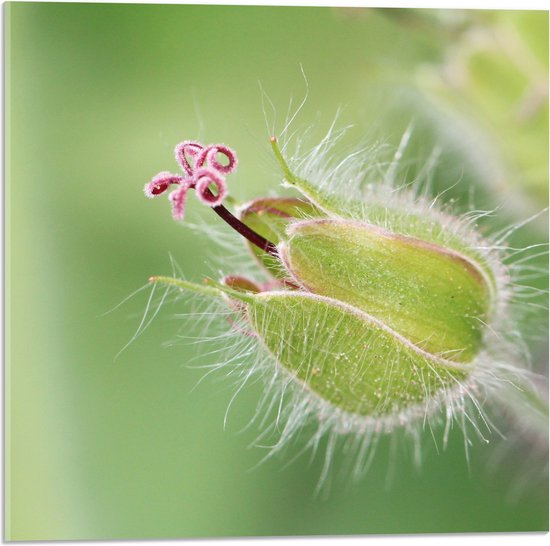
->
[145,135,529,443]
[225,212,492,418]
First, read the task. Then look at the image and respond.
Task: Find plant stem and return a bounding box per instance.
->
[212,202,279,257]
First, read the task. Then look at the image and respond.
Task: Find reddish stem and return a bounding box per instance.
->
[212,203,278,257]
[201,183,278,256]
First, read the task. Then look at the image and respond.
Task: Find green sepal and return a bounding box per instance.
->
[270,137,496,285]
[247,291,470,417]
[149,275,255,304]
[281,219,492,362]
[270,136,351,217]
[150,275,473,416]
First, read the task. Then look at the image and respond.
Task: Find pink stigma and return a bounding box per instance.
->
[203,145,238,174]
[146,140,237,218]
[175,140,205,175]
[143,172,183,198]
[144,138,276,256]
[195,168,228,207]
[169,185,189,221]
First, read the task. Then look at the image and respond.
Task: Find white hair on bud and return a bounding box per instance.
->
[137,92,547,490]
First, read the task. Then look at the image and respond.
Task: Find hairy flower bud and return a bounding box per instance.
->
[144,132,542,471]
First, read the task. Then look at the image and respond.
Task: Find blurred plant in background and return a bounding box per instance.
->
[409,9,548,221]
[6,4,548,540]
[373,7,549,495]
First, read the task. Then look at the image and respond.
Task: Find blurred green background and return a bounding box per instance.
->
[5,3,548,540]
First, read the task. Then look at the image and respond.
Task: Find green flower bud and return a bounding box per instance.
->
[232,213,492,419]
[145,134,541,461]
